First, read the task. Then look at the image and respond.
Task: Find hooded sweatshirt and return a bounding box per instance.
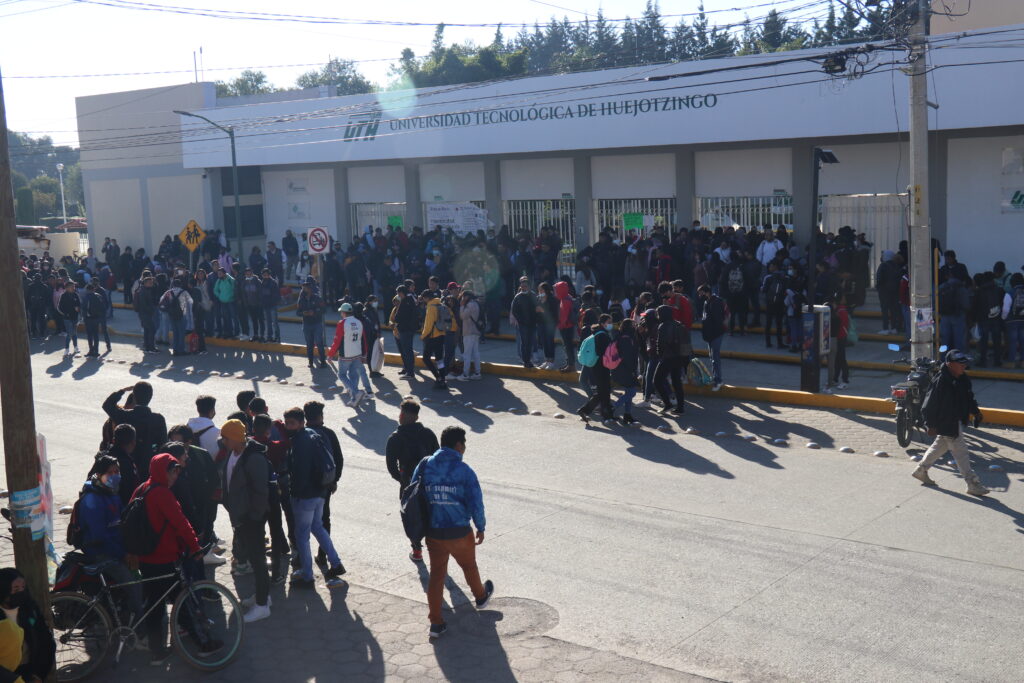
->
[132,453,200,565]
[555,281,575,330]
[78,477,126,560]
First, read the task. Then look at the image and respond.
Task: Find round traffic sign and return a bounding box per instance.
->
[307,226,329,254]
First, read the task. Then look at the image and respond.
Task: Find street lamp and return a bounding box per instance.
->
[55,162,67,225]
[800,147,839,393]
[173,109,242,259]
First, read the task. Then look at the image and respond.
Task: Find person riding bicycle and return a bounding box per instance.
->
[130,453,211,665]
[77,454,143,624]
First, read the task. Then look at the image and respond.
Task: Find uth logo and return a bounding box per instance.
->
[1012,191,1024,208]
[343,109,381,142]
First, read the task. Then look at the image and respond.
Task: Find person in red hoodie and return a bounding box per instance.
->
[554,280,577,372]
[132,452,204,665]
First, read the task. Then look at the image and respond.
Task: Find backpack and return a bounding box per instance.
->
[66,497,85,550]
[727,267,744,294]
[399,469,430,543]
[1011,286,1024,321]
[687,358,713,386]
[765,274,786,306]
[120,485,168,556]
[159,290,183,321]
[309,430,337,488]
[432,303,454,333]
[938,280,963,316]
[577,331,602,367]
[602,339,622,369]
[983,286,1003,319]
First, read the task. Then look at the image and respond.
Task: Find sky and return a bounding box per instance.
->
[0,0,837,147]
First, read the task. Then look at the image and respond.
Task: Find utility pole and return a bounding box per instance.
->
[0,69,51,621]
[908,0,934,361]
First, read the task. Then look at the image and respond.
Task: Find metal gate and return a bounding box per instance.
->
[697,195,794,229]
[350,202,407,242]
[822,193,909,286]
[594,198,677,239]
[503,199,577,278]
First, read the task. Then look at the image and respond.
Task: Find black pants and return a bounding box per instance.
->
[396,332,416,374]
[579,366,613,419]
[247,307,262,339]
[654,357,685,408]
[139,561,177,657]
[727,294,747,332]
[85,319,101,354]
[29,305,47,338]
[422,336,446,381]
[236,518,270,606]
[746,288,761,326]
[266,482,289,577]
[140,313,157,351]
[764,303,786,345]
[559,327,575,366]
[831,342,849,383]
[123,277,134,304]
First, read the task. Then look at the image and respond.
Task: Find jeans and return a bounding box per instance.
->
[443,332,458,370]
[85,319,101,354]
[422,336,446,381]
[396,332,416,374]
[139,313,156,351]
[139,561,177,656]
[939,314,966,352]
[613,386,637,415]
[336,358,362,396]
[100,318,111,350]
[706,335,724,384]
[902,305,911,341]
[831,341,849,383]
[303,323,325,364]
[247,306,263,340]
[218,301,237,337]
[192,310,207,352]
[537,321,555,361]
[516,326,535,365]
[654,357,685,407]
[1007,321,1024,362]
[291,496,339,581]
[28,305,47,338]
[207,302,219,336]
[764,303,786,345]
[461,334,481,375]
[157,311,170,344]
[264,307,280,341]
[355,358,373,392]
[170,316,186,354]
[425,532,486,625]
[977,319,1003,364]
[642,354,658,400]
[63,319,78,351]
[788,315,802,350]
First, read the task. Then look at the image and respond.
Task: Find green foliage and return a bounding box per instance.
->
[215,70,276,97]
[11,169,28,192]
[296,58,374,95]
[15,186,35,225]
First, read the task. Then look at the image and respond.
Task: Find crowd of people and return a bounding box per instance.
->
[61,379,492,668]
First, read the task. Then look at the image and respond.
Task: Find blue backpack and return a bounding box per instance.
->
[400,470,430,543]
[577,331,603,368]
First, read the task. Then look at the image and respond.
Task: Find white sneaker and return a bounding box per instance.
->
[353,390,366,405]
[243,603,271,623]
[203,550,226,566]
[470,374,482,380]
[454,375,469,382]
[711,383,723,392]
[242,595,272,609]
[836,382,848,389]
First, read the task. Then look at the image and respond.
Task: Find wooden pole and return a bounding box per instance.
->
[0,69,52,621]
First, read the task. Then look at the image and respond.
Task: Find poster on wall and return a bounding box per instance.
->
[387,215,404,228]
[289,202,310,220]
[287,177,309,194]
[426,202,490,235]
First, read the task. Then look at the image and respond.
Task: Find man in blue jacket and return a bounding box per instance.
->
[411,426,494,638]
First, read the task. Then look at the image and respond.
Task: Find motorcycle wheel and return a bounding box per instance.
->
[896,407,912,448]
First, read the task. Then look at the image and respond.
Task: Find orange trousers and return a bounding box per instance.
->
[425,532,486,624]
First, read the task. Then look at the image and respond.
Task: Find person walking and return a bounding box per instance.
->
[419,290,452,390]
[576,314,615,424]
[57,280,81,357]
[391,284,420,377]
[698,284,726,391]
[653,304,688,414]
[283,407,346,587]
[911,349,990,497]
[297,278,328,368]
[455,290,483,381]
[411,426,493,638]
[82,282,106,357]
[327,303,368,406]
[218,419,272,622]
[611,319,641,424]
[385,400,439,562]
[303,401,344,568]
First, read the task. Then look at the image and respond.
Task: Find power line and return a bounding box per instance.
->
[5,58,402,79]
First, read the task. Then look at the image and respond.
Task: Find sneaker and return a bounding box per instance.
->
[912,466,937,487]
[409,550,424,562]
[314,550,328,567]
[353,390,367,406]
[711,382,723,392]
[475,580,494,609]
[289,571,315,589]
[243,603,271,624]
[470,374,482,380]
[672,405,685,415]
[836,382,848,390]
[453,375,469,382]
[242,595,272,609]
[213,539,227,552]
[231,561,253,576]
[433,380,448,390]
[966,478,990,497]
[429,622,448,639]
[325,563,347,579]
[621,414,638,425]
[203,550,227,566]
[602,418,616,426]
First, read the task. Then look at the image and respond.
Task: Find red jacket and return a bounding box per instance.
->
[554,281,574,330]
[836,306,851,340]
[667,293,693,327]
[132,453,200,565]
[254,420,291,474]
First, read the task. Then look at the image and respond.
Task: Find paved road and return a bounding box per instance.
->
[2,338,1023,681]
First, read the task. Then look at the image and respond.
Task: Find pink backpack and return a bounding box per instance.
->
[602,339,622,369]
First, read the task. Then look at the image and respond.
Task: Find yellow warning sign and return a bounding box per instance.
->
[178,219,206,252]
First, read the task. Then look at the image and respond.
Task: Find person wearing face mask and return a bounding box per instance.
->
[76,454,145,623]
[576,314,616,424]
[0,568,56,683]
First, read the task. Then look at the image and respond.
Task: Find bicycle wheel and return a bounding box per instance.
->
[51,591,112,682]
[170,580,244,672]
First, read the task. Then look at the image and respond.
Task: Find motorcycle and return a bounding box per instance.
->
[888,343,946,447]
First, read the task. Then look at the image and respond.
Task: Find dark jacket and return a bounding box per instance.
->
[78,477,126,560]
[132,453,201,565]
[610,331,639,388]
[923,365,980,438]
[394,294,419,333]
[101,390,168,480]
[259,277,281,308]
[309,424,344,487]
[58,290,80,322]
[108,444,139,508]
[511,290,538,328]
[385,422,439,491]
[297,291,324,325]
[700,294,726,341]
[220,439,270,526]
[287,427,331,499]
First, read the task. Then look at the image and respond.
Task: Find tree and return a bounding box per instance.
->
[637,1,669,64]
[813,1,840,47]
[15,187,35,225]
[296,58,373,95]
[669,19,696,61]
[11,169,27,192]
[591,9,619,69]
[756,9,809,52]
[215,70,275,97]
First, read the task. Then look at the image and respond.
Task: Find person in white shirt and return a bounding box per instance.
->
[186,395,221,455]
[327,303,367,406]
[756,233,784,267]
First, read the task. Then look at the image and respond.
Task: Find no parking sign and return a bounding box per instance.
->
[307,226,329,254]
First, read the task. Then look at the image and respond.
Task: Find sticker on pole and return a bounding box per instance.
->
[307,226,330,254]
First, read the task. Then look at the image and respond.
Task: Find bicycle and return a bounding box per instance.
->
[50,544,244,681]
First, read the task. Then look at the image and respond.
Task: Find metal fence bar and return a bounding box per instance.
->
[696,195,794,229]
[350,202,407,243]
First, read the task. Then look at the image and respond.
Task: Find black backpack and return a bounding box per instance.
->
[120,485,168,556]
[399,470,430,543]
[308,430,337,488]
[66,497,85,550]
[160,290,183,321]
[938,280,963,316]
[765,274,786,306]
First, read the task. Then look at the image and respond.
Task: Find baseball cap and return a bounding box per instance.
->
[447,281,459,290]
[338,302,353,313]
[945,349,970,365]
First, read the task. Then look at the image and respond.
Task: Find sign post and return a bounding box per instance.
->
[307,226,329,291]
